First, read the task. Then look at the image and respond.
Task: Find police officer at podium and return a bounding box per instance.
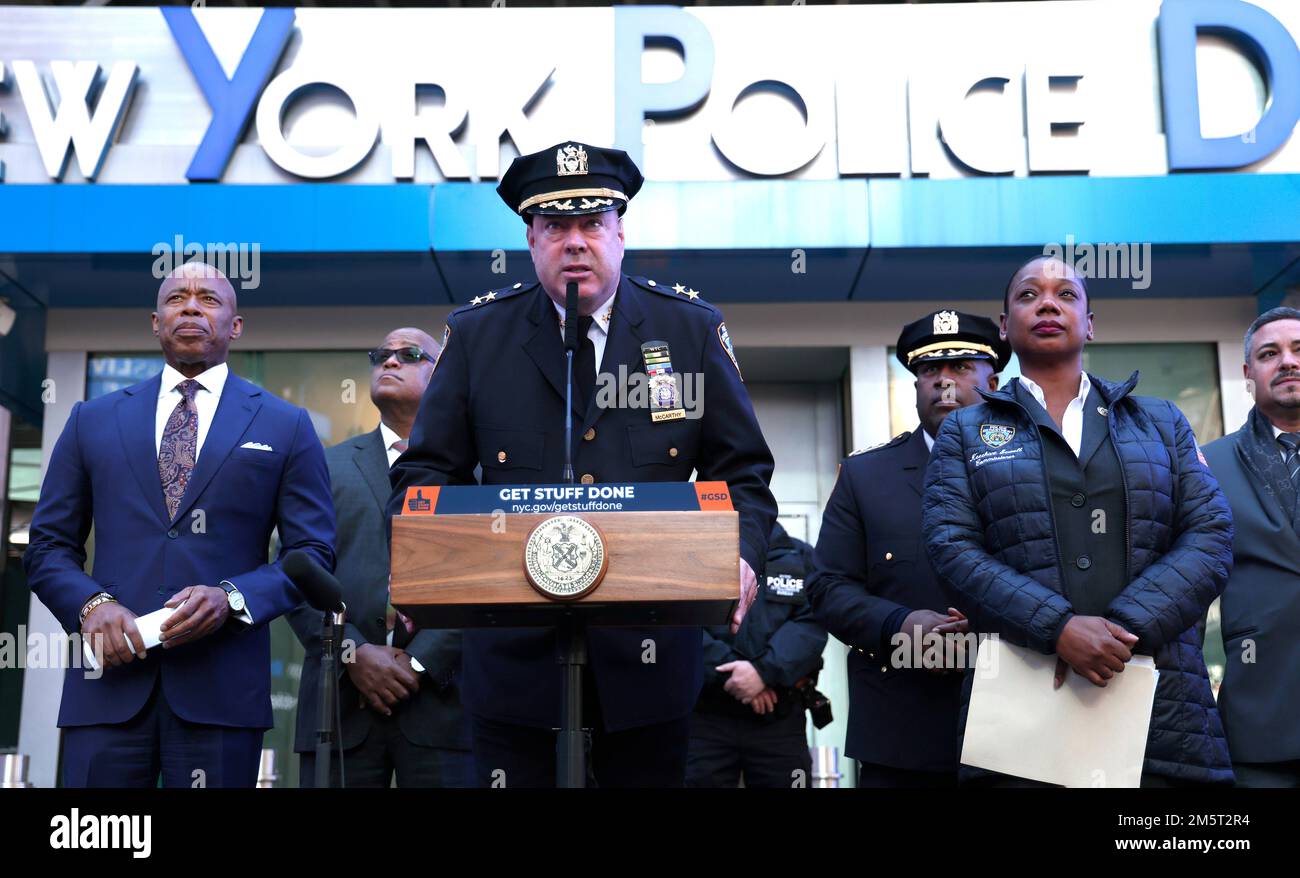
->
[388,142,777,788]
[808,310,1009,787]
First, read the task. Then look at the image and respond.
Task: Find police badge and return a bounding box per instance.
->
[641,340,686,422]
[556,144,588,176]
[933,310,960,335]
[523,515,608,600]
[979,424,1016,448]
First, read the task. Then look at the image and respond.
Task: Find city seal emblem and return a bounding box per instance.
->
[523,515,608,600]
[979,424,1016,449]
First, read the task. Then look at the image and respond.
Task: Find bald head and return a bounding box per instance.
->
[370,326,441,419]
[152,260,243,378]
[157,260,238,312]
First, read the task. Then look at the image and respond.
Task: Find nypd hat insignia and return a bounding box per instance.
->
[895,309,1011,374]
[498,141,644,219]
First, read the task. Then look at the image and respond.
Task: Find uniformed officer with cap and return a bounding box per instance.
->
[807,310,1010,787]
[388,141,777,788]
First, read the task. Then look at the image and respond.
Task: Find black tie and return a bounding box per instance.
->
[1280,432,1300,492]
[573,315,597,413]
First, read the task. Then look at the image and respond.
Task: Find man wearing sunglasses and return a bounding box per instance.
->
[290,328,474,787]
[389,142,777,788]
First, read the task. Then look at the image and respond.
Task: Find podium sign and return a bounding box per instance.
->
[390,481,739,628]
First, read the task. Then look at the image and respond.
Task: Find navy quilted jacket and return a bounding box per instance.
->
[922,371,1234,784]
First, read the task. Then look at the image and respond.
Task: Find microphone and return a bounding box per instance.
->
[563,281,579,484]
[283,551,345,614]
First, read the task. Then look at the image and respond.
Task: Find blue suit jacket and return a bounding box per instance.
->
[24,371,335,729]
[388,275,777,732]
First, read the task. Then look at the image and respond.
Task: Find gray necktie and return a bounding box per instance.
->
[1280,432,1300,491]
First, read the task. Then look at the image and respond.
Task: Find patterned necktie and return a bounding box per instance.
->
[159,378,201,520]
[392,438,408,453]
[1280,432,1300,492]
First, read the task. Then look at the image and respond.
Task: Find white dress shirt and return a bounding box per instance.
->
[552,289,617,373]
[1018,371,1092,458]
[155,362,229,459]
[922,429,935,452]
[379,421,407,468]
[153,361,251,623]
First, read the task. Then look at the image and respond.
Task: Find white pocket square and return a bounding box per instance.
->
[240,441,274,452]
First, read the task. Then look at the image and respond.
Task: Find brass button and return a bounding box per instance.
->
[497,450,507,463]
[669,447,678,458]
[885,551,893,561]
[880,666,887,673]
[580,473,594,485]
[583,427,596,441]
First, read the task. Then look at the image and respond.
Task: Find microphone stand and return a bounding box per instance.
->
[314,604,346,788]
[557,281,587,788]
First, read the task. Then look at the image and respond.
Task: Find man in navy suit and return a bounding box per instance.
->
[388,142,777,787]
[24,261,335,788]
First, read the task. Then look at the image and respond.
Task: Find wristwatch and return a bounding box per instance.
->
[218,580,247,615]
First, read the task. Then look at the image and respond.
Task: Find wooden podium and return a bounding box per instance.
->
[389,482,740,628]
[388,481,741,788]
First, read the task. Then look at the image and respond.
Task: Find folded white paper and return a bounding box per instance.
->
[82,604,182,672]
[961,638,1159,788]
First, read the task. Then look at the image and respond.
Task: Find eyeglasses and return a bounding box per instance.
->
[368,346,430,366]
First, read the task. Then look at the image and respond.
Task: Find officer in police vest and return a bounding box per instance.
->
[687,520,829,788]
[807,310,1009,786]
[388,142,777,787]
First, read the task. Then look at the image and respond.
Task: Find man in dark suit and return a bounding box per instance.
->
[807,310,1008,787]
[388,142,777,788]
[290,327,474,787]
[1204,306,1300,787]
[24,261,334,788]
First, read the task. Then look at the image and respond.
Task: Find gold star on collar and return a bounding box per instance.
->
[672,283,687,296]
[484,291,497,302]
[684,288,700,300]
[470,294,484,306]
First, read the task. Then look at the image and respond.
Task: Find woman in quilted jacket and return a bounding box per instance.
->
[922,254,1234,786]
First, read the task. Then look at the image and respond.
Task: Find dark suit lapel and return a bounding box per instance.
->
[901,428,931,497]
[522,287,583,421]
[1077,385,1110,468]
[171,373,262,524]
[353,428,391,512]
[585,275,646,431]
[117,373,170,527]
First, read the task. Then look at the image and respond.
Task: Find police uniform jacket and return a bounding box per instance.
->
[388,274,777,732]
[808,429,963,772]
[699,523,827,720]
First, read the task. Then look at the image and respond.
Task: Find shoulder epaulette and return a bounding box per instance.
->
[848,431,911,457]
[453,280,538,315]
[627,275,712,309]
